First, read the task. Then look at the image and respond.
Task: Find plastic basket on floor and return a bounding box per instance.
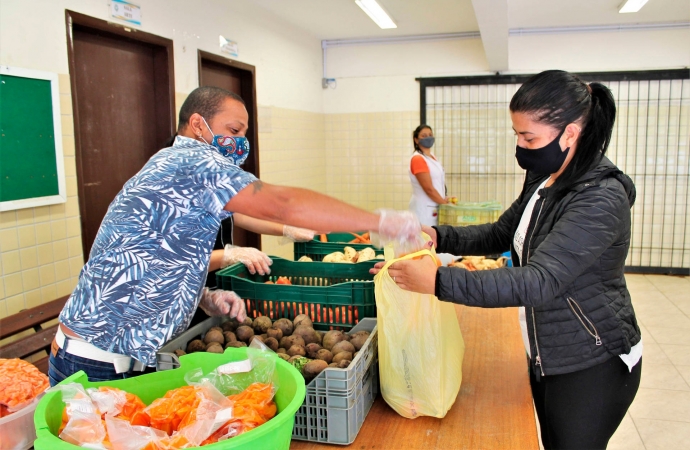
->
[216,257,377,331]
[294,233,383,262]
[34,348,305,450]
[438,201,502,226]
[292,318,378,445]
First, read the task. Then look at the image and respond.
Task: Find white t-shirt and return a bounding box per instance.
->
[514,179,642,372]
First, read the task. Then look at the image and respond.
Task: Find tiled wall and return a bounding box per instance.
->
[0,73,83,321]
[259,106,327,259]
[324,111,417,212]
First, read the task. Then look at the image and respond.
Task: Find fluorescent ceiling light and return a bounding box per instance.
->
[619,0,649,13]
[355,0,397,29]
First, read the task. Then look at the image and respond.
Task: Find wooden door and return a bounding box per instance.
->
[198,50,260,250]
[66,11,175,257]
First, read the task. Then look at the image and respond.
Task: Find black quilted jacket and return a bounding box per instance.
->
[434,156,641,376]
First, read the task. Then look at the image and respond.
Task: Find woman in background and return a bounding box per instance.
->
[409,125,449,226]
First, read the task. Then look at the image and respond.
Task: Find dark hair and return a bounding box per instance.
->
[509,70,616,196]
[177,86,245,133]
[412,124,432,153]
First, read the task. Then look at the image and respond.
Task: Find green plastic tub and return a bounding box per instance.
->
[33,348,306,450]
[216,257,376,331]
[293,232,383,261]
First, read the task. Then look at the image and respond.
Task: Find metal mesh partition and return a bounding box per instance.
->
[420,70,690,274]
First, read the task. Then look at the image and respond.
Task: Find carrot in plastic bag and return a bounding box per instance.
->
[0,358,49,410]
[145,386,201,436]
[98,386,150,427]
[201,383,277,445]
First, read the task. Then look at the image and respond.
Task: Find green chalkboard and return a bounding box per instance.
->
[0,66,65,211]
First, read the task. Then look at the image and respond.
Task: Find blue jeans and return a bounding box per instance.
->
[48,341,155,386]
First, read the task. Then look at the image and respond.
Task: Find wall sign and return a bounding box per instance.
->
[109,0,142,26]
[219,35,239,58]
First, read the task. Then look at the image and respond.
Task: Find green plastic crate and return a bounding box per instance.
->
[216,257,376,331]
[293,232,383,261]
[34,348,306,450]
[438,201,502,226]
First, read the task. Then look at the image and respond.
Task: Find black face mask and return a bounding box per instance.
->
[515,128,570,175]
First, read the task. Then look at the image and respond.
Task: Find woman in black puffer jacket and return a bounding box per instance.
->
[372,70,642,450]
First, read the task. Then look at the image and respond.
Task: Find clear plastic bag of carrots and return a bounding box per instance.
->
[0,358,50,415]
[56,349,278,449]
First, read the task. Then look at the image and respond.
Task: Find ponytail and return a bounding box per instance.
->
[551,82,616,197]
[510,71,617,198]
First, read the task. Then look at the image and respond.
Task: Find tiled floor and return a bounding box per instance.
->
[605,274,690,450]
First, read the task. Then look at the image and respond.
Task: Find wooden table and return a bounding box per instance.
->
[291,305,539,450]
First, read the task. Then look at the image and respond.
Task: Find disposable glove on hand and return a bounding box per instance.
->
[199,288,247,321]
[282,225,316,242]
[222,244,272,275]
[373,209,425,257]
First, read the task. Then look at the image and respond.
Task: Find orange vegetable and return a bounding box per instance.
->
[275,276,292,285]
[319,234,328,242]
[348,232,371,244]
[0,358,49,410]
[146,386,201,436]
[201,383,277,445]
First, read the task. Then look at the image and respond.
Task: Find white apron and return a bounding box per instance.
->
[409,153,446,226]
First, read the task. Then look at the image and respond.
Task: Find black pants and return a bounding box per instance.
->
[530,356,641,450]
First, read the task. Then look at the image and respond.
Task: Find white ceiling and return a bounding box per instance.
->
[250,0,689,40]
[249,0,479,39]
[249,0,689,72]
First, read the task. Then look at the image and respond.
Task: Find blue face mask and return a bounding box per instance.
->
[201,117,250,166]
[418,136,435,149]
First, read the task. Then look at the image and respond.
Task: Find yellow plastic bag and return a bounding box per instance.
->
[374,248,465,419]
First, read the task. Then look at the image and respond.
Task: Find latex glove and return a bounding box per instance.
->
[222,244,272,275]
[373,209,425,257]
[282,225,315,242]
[199,288,247,321]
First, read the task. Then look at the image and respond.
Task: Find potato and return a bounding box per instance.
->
[333,352,353,364]
[223,331,237,344]
[267,327,283,341]
[323,252,345,263]
[264,337,279,352]
[293,314,313,329]
[206,343,224,354]
[253,316,272,334]
[287,345,307,357]
[277,353,290,361]
[302,360,329,382]
[305,343,323,359]
[203,329,225,346]
[273,318,294,337]
[343,246,358,262]
[297,256,313,262]
[235,325,255,343]
[331,341,355,356]
[337,359,351,368]
[280,335,305,350]
[316,349,333,364]
[186,339,206,353]
[173,349,186,357]
[277,348,288,355]
[356,247,376,262]
[348,332,369,351]
[322,330,348,350]
[221,320,238,332]
[293,326,320,345]
[225,341,247,348]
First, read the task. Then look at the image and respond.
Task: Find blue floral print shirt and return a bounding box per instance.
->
[60,136,257,366]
